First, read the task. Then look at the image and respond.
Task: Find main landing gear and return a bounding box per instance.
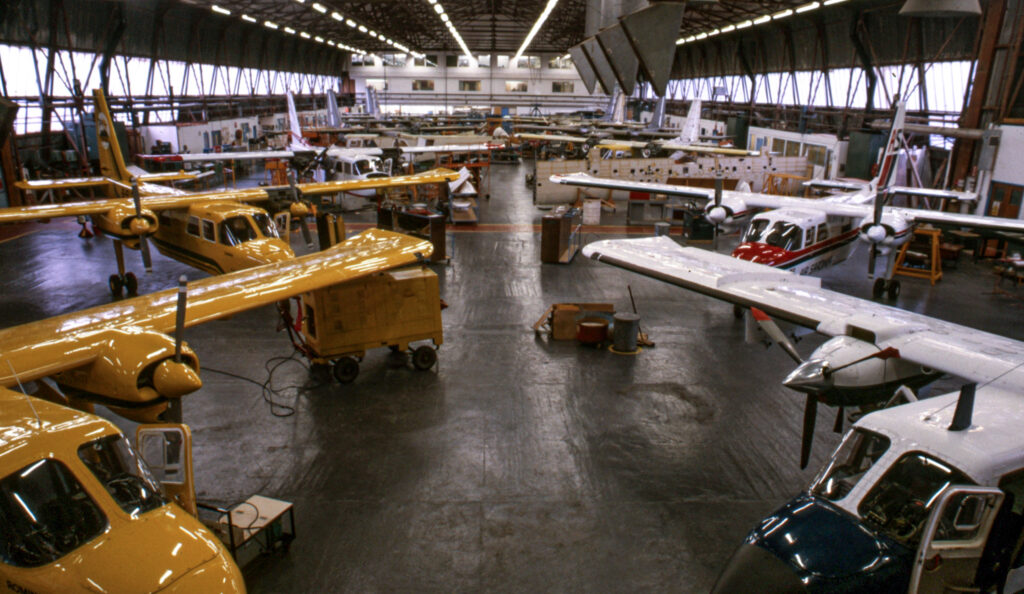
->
[109,240,139,298]
[872,278,901,300]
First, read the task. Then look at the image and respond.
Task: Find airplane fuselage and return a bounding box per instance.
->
[731,208,861,275]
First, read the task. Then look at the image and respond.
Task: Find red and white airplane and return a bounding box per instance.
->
[550,103,1022,299]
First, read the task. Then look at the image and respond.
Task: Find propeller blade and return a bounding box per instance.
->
[174,275,187,363]
[750,308,803,364]
[833,406,844,433]
[873,190,886,226]
[868,244,877,277]
[829,346,901,375]
[139,235,153,272]
[801,394,817,469]
[300,215,314,248]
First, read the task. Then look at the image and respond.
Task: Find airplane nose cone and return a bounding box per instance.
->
[290,202,310,217]
[783,359,833,394]
[864,224,887,243]
[712,543,808,594]
[130,218,151,235]
[707,206,729,225]
[153,359,203,398]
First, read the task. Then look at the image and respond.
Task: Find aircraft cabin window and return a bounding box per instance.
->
[220,216,258,246]
[744,219,770,242]
[201,219,215,242]
[812,429,890,502]
[252,213,279,238]
[0,458,107,568]
[186,216,200,237]
[805,228,815,246]
[816,223,829,243]
[78,434,167,516]
[763,221,803,251]
[858,452,973,547]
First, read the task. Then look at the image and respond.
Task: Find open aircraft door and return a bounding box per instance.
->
[137,424,198,516]
[909,486,1004,593]
[384,157,394,176]
[274,211,291,244]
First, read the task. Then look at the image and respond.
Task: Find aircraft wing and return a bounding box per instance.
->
[0,169,460,223]
[0,229,433,386]
[888,186,979,203]
[550,172,714,200]
[582,237,1024,392]
[518,132,592,143]
[138,150,302,163]
[892,207,1024,234]
[14,177,114,191]
[658,142,759,157]
[397,143,494,154]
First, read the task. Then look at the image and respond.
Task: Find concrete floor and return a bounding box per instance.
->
[2,162,1023,592]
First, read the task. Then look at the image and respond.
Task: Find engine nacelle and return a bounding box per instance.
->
[93,203,159,243]
[704,196,748,231]
[782,335,938,405]
[857,212,911,250]
[54,328,201,421]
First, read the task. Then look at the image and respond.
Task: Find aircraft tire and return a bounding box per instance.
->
[108,274,124,298]
[333,357,359,384]
[887,280,901,300]
[872,278,886,299]
[412,345,437,371]
[124,272,138,296]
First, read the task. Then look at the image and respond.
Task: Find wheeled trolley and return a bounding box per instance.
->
[300,266,443,383]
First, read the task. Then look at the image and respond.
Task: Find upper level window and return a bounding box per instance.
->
[548,56,573,69]
[552,81,574,93]
[0,458,107,567]
[459,80,481,92]
[516,56,540,69]
[495,55,510,69]
[365,79,388,91]
[506,81,528,93]
[412,80,435,91]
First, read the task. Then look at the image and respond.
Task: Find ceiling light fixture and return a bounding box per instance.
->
[264,20,279,29]
[241,13,256,22]
[331,11,343,21]
[426,1,475,66]
[512,0,558,63]
[211,5,231,15]
[311,2,327,13]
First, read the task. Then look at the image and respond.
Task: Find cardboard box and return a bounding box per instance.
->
[551,303,614,340]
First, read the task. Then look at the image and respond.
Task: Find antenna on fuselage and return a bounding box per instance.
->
[948,383,976,431]
[5,359,42,429]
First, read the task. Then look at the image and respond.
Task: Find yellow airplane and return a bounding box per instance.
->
[0,228,434,592]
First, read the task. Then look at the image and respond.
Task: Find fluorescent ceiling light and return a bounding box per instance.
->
[311,3,327,13]
[434,4,444,14]
[736,20,753,29]
[512,0,558,62]
[211,5,230,15]
[241,13,256,22]
[264,20,279,29]
[721,24,736,33]
[284,26,296,34]
[695,32,708,40]
[441,13,449,22]
[359,25,368,32]
[346,19,356,27]
[315,35,324,42]
[753,15,771,25]
[823,0,848,4]
[300,31,311,38]
[676,38,686,45]
[795,2,821,13]
[773,8,794,18]
[708,29,720,36]
[331,11,343,21]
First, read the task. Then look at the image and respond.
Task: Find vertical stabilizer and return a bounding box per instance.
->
[326,90,341,128]
[92,89,133,182]
[675,99,702,144]
[286,91,305,147]
[601,86,622,122]
[871,101,907,191]
[645,96,666,131]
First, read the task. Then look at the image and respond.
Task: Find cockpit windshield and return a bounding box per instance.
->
[78,434,167,517]
[252,213,279,239]
[219,216,260,246]
[857,452,973,547]
[811,429,890,502]
[0,459,107,567]
[746,220,803,251]
[354,158,383,175]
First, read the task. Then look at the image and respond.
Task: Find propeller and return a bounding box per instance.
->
[711,172,724,252]
[866,190,888,277]
[299,146,331,179]
[800,394,817,469]
[288,171,314,248]
[174,275,187,363]
[152,275,202,400]
[130,180,153,273]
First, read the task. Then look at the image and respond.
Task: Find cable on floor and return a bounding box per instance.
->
[203,350,330,418]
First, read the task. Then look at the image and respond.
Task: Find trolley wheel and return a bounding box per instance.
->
[124,272,138,296]
[886,280,901,300]
[108,274,124,298]
[872,278,886,299]
[411,345,437,371]
[332,357,360,384]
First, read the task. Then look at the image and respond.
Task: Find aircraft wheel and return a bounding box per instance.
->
[332,357,359,384]
[108,274,124,298]
[412,345,437,371]
[886,280,901,300]
[124,272,138,296]
[872,278,886,299]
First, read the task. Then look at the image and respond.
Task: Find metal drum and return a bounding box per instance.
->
[654,222,670,237]
[612,312,640,353]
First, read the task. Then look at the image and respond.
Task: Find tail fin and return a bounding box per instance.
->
[92,89,133,182]
[601,86,622,122]
[675,99,702,144]
[645,96,666,131]
[286,91,306,147]
[326,90,341,128]
[870,101,907,191]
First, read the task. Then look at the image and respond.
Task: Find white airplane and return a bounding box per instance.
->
[551,102,1020,299]
[141,92,494,197]
[580,236,1024,593]
[519,99,759,158]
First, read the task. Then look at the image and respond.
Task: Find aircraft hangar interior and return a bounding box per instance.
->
[2,0,1024,592]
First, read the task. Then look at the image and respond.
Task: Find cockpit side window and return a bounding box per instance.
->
[0,458,107,568]
[219,216,258,246]
[812,429,890,502]
[816,223,829,243]
[743,219,769,243]
[78,435,166,517]
[858,451,973,547]
[201,219,216,242]
[186,216,200,237]
[252,213,279,239]
[764,221,803,251]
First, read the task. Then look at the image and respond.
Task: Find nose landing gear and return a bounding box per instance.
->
[871,278,901,300]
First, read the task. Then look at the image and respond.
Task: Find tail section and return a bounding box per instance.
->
[870,101,907,191]
[601,86,623,122]
[92,89,133,182]
[675,99,702,144]
[645,96,666,131]
[326,90,341,128]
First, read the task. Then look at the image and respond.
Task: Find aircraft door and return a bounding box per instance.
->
[274,211,291,244]
[908,486,1004,593]
[136,424,198,516]
[384,157,394,175]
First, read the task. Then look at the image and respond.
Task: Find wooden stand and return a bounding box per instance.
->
[541,206,582,264]
[894,228,943,285]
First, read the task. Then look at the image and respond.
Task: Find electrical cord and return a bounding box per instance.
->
[203,350,331,418]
